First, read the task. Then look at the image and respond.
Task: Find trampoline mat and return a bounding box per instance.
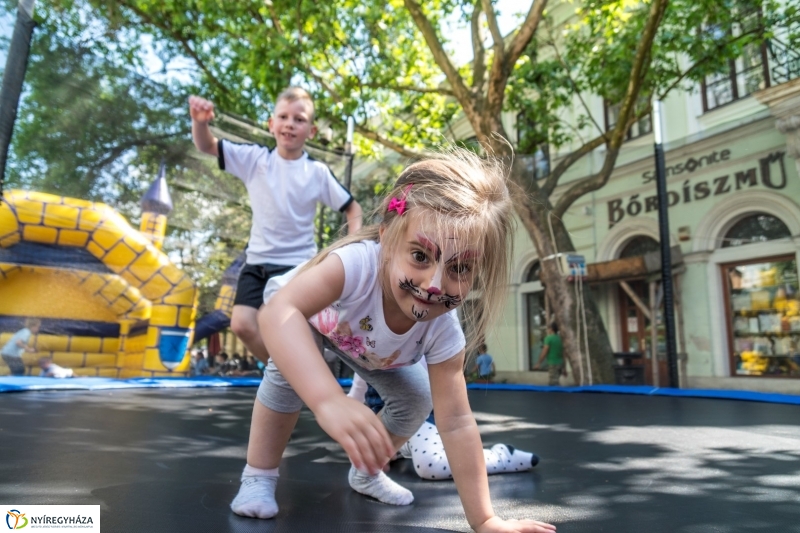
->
[1,387,799,533]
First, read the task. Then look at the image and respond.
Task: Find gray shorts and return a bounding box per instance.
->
[256,335,432,438]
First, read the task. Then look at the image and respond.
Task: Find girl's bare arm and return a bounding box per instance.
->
[259,254,394,473]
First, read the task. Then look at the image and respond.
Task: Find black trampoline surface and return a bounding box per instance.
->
[1,388,799,533]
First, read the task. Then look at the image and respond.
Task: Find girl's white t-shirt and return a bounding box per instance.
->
[263,240,465,370]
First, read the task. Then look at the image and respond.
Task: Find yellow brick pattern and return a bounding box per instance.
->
[0,198,20,246]
[214,284,237,316]
[0,190,200,376]
[140,213,167,250]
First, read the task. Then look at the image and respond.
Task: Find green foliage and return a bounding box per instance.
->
[509,0,796,153]
[5,13,192,211]
[0,0,251,316]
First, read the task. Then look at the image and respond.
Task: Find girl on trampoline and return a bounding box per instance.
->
[231,148,556,533]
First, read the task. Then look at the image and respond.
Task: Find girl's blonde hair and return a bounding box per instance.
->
[306,148,515,357]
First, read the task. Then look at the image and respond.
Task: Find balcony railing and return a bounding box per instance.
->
[768,38,800,85]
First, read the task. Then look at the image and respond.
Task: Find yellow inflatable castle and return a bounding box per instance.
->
[0,164,198,377]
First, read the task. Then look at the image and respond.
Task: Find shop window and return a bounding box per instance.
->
[619,236,661,258]
[522,261,548,370]
[617,280,669,386]
[723,256,800,378]
[721,213,791,248]
[604,99,652,141]
[526,260,542,282]
[516,113,550,180]
[701,11,770,111]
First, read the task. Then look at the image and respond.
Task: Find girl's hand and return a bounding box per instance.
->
[313,395,395,475]
[188,95,215,123]
[475,516,556,533]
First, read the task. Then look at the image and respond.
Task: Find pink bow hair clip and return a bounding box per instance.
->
[387,183,413,216]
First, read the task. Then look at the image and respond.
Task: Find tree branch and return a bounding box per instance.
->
[120,2,232,97]
[471,0,486,93]
[657,28,764,100]
[541,134,605,196]
[266,3,284,33]
[548,36,606,139]
[550,148,618,219]
[551,0,667,217]
[356,127,426,160]
[486,0,548,118]
[361,81,454,96]
[481,0,505,61]
[543,103,652,197]
[89,130,190,174]
[506,0,549,70]
[403,0,476,121]
[309,68,425,160]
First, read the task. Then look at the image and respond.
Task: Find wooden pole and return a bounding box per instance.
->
[620,281,651,320]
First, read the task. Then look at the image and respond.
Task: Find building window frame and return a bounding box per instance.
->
[519,260,550,372]
[516,112,551,180]
[603,100,653,142]
[700,9,772,112]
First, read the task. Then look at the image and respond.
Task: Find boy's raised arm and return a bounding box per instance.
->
[189,95,219,157]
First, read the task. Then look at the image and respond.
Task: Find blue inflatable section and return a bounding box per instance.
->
[1,377,798,406]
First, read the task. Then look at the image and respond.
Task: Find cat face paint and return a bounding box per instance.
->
[399,277,462,310]
[384,214,476,328]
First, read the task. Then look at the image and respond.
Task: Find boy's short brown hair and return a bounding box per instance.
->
[276,87,315,121]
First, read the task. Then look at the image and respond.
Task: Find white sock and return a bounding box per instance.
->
[230,464,280,519]
[485,443,538,474]
[348,465,414,505]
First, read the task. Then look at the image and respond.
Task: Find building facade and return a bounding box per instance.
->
[495,67,800,394]
[351,8,800,393]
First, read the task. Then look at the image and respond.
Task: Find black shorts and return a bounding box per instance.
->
[2,355,26,376]
[233,263,295,309]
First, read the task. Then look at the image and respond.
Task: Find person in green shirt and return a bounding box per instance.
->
[534,323,565,386]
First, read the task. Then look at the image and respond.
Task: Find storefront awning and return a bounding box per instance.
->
[586,245,684,284]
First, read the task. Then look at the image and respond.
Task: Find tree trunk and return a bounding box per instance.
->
[509,158,616,384]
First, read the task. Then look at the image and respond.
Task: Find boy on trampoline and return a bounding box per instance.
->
[231,149,556,533]
[188,88,363,365]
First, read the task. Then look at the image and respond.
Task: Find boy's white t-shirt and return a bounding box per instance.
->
[218,140,354,266]
[264,240,465,371]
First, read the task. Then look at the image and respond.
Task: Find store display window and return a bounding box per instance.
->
[523,261,549,371]
[723,256,800,377]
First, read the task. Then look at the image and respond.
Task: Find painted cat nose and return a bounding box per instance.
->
[427,286,442,296]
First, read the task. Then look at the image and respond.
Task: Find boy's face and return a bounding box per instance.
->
[268,98,316,156]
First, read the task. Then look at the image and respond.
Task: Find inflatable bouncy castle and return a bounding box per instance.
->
[0,165,199,377]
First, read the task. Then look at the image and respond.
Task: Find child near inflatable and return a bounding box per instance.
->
[231,149,556,533]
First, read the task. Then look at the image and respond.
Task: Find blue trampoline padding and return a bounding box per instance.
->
[465,383,800,405]
[0,376,353,393]
[1,377,798,406]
